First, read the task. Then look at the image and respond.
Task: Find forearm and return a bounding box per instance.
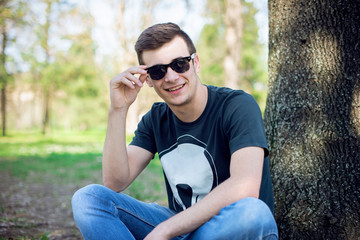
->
[102,107,130,191]
[149,176,259,239]
[102,66,148,191]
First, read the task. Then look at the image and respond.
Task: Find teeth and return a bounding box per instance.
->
[168,85,183,91]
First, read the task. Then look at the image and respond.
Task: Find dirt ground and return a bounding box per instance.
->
[0,171,88,239]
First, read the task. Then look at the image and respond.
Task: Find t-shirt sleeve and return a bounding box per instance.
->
[129,110,157,154]
[224,93,269,157]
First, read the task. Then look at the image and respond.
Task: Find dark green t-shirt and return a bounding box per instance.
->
[130,85,274,213]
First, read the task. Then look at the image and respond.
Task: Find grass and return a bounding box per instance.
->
[0,130,105,183]
[0,130,167,239]
[0,130,167,203]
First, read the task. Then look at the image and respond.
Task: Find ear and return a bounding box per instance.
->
[194,54,200,73]
[146,76,153,87]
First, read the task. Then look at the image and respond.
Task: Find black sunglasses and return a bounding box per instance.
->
[145,53,196,80]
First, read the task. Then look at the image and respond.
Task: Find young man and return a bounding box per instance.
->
[72,22,278,240]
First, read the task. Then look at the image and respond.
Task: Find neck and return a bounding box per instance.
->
[170,84,208,123]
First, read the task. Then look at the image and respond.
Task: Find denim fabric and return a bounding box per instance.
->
[72,184,278,240]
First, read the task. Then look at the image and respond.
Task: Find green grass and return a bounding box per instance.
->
[0,130,167,203]
[0,130,105,183]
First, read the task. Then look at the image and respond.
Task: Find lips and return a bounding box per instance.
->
[167,84,185,92]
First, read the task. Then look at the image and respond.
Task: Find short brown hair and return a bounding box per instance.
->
[135,22,196,65]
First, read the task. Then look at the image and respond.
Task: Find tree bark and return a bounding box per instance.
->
[264,0,360,239]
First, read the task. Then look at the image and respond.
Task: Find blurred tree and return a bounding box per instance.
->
[264,0,360,238]
[54,29,104,130]
[241,2,268,107]
[224,0,243,90]
[38,0,59,135]
[20,0,103,131]
[27,0,102,133]
[0,0,26,136]
[197,0,226,87]
[197,0,267,108]
[110,0,141,134]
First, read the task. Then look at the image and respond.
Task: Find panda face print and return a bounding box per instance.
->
[160,135,218,210]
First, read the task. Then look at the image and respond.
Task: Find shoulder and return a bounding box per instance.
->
[149,102,168,116]
[149,101,167,111]
[141,102,168,123]
[207,85,259,111]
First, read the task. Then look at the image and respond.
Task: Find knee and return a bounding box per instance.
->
[231,198,278,238]
[191,198,277,240]
[72,184,101,206]
[234,197,273,223]
[71,184,110,219]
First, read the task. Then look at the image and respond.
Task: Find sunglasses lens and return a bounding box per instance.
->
[171,59,190,73]
[148,65,167,80]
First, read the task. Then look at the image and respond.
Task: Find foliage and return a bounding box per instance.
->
[197,0,268,109]
[0,0,28,136]
[3,1,109,132]
[197,22,226,87]
[1,0,268,131]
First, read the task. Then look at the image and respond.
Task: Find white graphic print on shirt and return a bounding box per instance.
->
[160,135,218,210]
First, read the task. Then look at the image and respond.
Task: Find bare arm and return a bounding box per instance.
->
[102,66,153,192]
[145,146,264,240]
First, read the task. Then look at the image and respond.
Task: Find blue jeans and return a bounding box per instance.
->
[72,184,278,240]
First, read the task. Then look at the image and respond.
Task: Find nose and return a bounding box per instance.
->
[164,66,179,82]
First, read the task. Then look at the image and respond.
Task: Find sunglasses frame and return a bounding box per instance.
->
[145,53,196,80]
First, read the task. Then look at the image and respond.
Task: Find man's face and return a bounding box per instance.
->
[142,36,201,108]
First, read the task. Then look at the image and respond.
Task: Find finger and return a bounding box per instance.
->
[110,74,132,90]
[126,66,148,86]
[139,71,148,83]
[138,65,148,84]
[126,65,148,75]
[115,77,135,90]
[122,72,144,88]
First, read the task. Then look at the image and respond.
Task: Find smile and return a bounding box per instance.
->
[167,84,185,92]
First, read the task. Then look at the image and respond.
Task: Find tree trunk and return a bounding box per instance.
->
[1,86,5,136]
[41,0,52,135]
[264,0,360,239]
[42,89,50,135]
[224,0,243,90]
[1,25,7,136]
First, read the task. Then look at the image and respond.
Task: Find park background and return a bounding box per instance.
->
[0,0,269,239]
[1,0,360,239]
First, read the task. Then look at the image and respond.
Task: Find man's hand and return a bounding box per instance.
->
[109,65,147,111]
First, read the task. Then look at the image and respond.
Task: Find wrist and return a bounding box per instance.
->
[154,222,174,239]
[109,105,129,115]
